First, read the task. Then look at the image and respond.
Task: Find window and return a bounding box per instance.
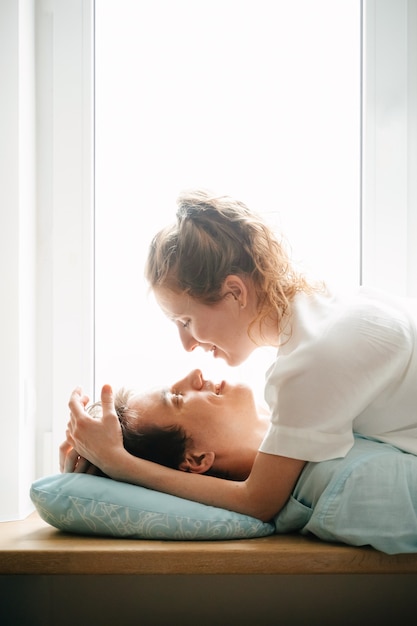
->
[94,0,361,398]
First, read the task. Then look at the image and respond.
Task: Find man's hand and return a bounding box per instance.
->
[63,384,124,476]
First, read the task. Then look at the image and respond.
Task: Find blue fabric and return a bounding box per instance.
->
[275,435,417,554]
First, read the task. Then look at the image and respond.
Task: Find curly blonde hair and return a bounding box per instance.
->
[145,189,320,338]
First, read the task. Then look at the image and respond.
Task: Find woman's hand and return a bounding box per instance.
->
[62,384,124,476]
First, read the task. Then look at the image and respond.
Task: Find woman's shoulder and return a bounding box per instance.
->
[284,286,416,354]
[293,285,416,322]
[338,286,417,341]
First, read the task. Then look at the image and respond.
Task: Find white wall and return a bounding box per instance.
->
[0,0,94,521]
[0,0,37,521]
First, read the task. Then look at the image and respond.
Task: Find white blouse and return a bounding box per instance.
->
[259,287,417,462]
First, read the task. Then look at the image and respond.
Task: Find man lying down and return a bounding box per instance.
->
[39,369,417,554]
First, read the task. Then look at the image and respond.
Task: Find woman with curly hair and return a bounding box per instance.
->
[63,189,417,522]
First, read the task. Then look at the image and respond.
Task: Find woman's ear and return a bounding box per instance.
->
[221,275,248,308]
[179,451,215,474]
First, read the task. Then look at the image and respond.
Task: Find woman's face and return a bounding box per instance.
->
[127,369,267,476]
[154,282,259,367]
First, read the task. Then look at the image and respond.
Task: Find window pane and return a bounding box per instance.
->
[95,0,360,399]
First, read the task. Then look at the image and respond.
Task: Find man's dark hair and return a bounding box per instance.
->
[121,421,189,470]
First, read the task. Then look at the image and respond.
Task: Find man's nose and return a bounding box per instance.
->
[173,369,203,392]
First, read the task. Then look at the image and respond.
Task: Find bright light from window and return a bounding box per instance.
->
[95,0,360,401]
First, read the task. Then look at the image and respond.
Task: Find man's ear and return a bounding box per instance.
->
[179,451,216,474]
[221,274,248,308]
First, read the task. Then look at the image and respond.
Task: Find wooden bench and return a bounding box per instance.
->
[2,512,417,625]
[2,511,417,575]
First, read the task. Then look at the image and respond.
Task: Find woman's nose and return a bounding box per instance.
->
[178,326,200,353]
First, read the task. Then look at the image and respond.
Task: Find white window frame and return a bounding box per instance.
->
[1,0,416,520]
[36,0,95,480]
[361,0,417,295]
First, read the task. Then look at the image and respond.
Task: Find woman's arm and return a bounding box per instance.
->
[63,385,305,522]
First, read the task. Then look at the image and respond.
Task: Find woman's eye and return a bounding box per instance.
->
[174,319,191,330]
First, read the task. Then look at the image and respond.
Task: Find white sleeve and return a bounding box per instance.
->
[260,304,413,462]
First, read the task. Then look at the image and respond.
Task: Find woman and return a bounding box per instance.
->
[63,189,417,521]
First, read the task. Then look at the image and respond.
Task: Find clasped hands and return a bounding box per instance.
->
[59,384,123,476]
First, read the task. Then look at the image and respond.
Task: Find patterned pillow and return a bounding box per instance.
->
[30,472,275,540]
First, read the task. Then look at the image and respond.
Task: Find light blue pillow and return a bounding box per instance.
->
[30,472,275,540]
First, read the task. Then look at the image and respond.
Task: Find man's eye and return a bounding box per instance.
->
[172,391,183,406]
